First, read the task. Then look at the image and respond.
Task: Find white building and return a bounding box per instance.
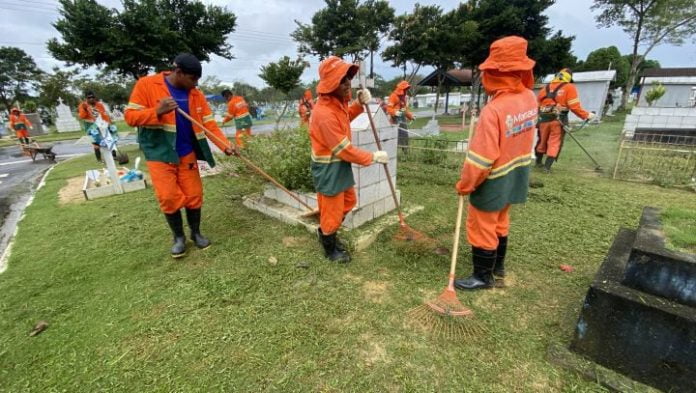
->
[637,68,696,108]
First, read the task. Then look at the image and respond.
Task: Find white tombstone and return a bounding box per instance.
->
[55,98,82,133]
[110,108,125,121]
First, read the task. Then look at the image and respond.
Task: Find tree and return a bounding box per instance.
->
[440,0,576,109]
[48,0,237,79]
[0,47,43,110]
[291,0,394,62]
[383,4,478,112]
[74,71,134,106]
[593,0,696,107]
[38,67,80,108]
[575,46,630,87]
[198,76,224,95]
[259,56,308,127]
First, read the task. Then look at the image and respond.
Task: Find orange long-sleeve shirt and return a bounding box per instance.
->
[537,82,590,120]
[9,113,32,131]
[78,101,111,123]
[223,96,251,125]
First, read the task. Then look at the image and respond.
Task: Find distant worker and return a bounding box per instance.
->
[386,81,415,150]
[536,68,595,172]
[454,36,538,290]
[221,89,253,147]
[298,89,314,126]
[78,91,112,162]
[125,53,237,259]
[310,56,387,263]
[9,107,33,144]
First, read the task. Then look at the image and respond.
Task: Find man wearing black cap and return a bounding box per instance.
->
[125,53,237,259]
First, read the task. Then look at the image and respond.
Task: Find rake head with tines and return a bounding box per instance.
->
[407,196,484,339]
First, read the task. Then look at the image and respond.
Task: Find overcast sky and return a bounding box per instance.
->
[1,0,695,87]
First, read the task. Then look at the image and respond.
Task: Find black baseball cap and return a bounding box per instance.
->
[173,53,202,78]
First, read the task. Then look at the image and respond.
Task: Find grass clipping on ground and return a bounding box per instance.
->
[1,117,695,392]
[662,207,696,254]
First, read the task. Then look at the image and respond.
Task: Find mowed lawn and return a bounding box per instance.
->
[0,114,694,392]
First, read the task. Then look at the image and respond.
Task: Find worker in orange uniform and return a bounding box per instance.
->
[298,89,314,126]
[386,81,415,151]
[78,91,112,162]
[125,53,237,259]
[9,107,33,144]
[221,89,253,147]
[536,68,595,172]
[454,36,538,290]
[310,56,387,263]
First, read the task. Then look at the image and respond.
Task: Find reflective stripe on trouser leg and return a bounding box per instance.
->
[466,203,511,250]
[146,152,203,214]
[317,187,357,235]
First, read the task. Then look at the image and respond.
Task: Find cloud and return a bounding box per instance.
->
[1,0,693,89]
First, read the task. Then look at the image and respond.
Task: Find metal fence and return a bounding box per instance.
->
[613,133,696,187]
[397,137,468,169]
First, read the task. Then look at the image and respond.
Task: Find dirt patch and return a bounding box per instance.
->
[362,280,391,304]
[282,236,304,248]
[58,176,86,205]
[359,333,389,367]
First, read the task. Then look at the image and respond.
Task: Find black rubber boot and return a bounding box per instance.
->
[535,152,544,167]
[455,247,496,290]
[494,236,507,279]
[317,228,347,252]
[318,230,350,263]
[186,208,211,249]
[94,148,102,162]
[165,211,187,258]
[544,157,556,173]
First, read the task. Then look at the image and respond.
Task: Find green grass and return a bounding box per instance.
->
[0,117,695,392]
[662,207,696,253]
[0,121,136,147]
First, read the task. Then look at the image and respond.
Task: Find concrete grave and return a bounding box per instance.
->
[55,98,82,133]
[243,103,416,250]
[25,113,45,135]
[570,207,696,393]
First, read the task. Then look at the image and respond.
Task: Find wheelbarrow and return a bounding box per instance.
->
[20,141,56,163]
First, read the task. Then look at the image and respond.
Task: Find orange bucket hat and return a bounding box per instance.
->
[479,36,535,72]
[316,56,359,94]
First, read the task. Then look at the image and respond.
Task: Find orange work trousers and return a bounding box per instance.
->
[235,128,252,148]
[15,130,29,139]
[536,120,564,158]
[466,203,510,250]
[146,152,203,214]
[317,187,357,235]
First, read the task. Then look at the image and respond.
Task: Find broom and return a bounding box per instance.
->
[363,103,429,242]
[176,108,319,218]
[407,195,483,338]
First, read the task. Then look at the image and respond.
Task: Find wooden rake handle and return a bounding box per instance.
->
[363,103,406,227]
[175,108,316,213]
[449,195,465,284]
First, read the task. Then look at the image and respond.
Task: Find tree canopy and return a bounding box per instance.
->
[291,0,394,61]
[48,0,237,79]
[0,47,43,110]
[575,46,630,87]
[593,0,696,106]
[259,56,309,126]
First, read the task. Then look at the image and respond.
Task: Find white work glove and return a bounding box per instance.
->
[396,110,404,117]
[411,114,417,121]
[586,112,596,121]
[357,88,372,104]
[372,150,389,164]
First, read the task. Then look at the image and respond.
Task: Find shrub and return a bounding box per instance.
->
[23,101,38,112]
[645,82,666,106]
[242,128,314,192]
